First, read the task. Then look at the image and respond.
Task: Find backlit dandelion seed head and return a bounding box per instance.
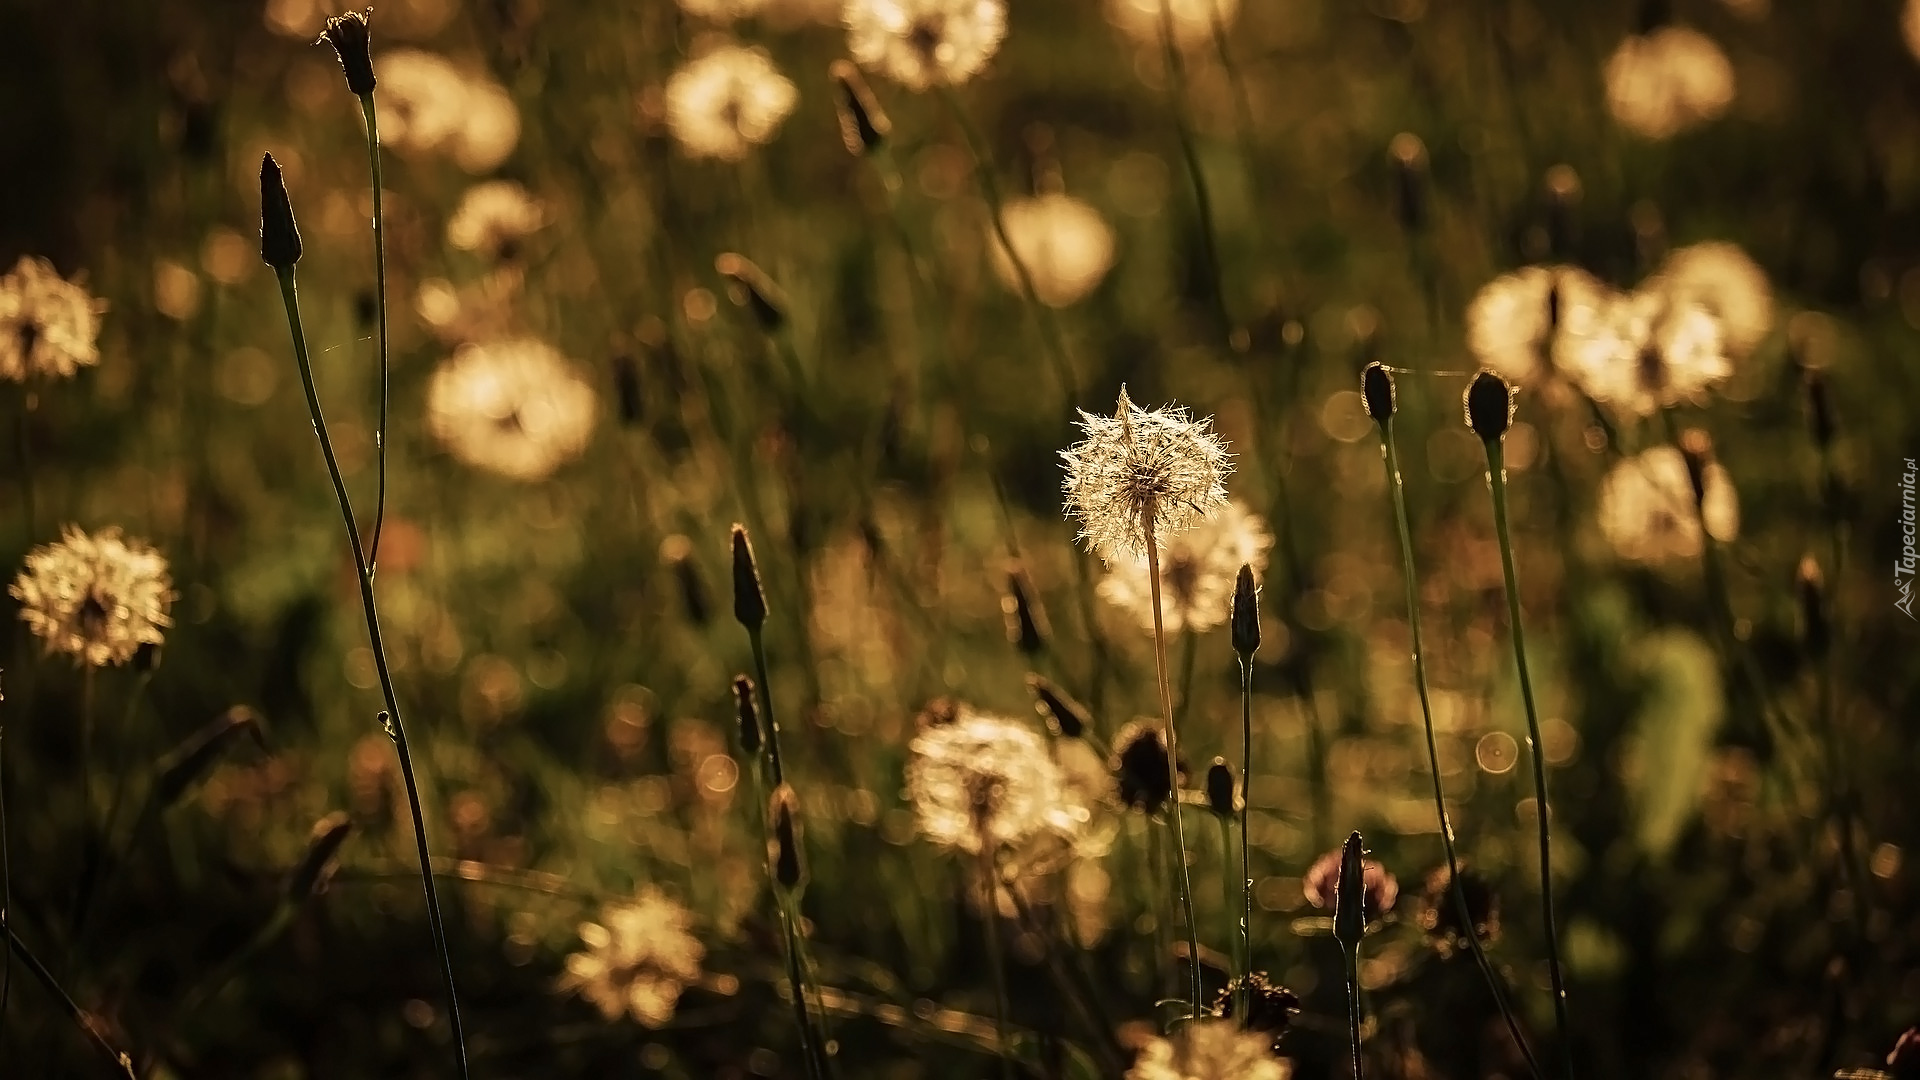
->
[1648,241,1773,357]
[558,886,705,1027]
[1062,387,1232,561]
[906,706,1087,856]
[1105,0,1242,50]
[665,44,798,162]
[1098,498,1270,634]
[11,526,174,667]
[1557,290,1732,416]
[447,181,545,253]
[844,0,1007,91]
[1604,26,1735,140]
[989,194,1118,309]
[0,256,108,381]
[1125,1020,1291,1080]
[374,50,520,172]
[1463,265,1605,383]
[427,338,597,481]
[1599,446,1739,563]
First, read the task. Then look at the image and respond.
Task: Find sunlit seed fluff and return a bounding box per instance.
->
[1125,1020,1291,1080]
[844,0,1007,91]
[988,194,1118,309]
[1598,446,1739,563]
[373,50,520,173]
[426,338,597,481]
[677,0,771,21]
[1061,386,1232,562]
[447,181,545,254]
[1603,26,1735,140]
[11,526,175,668]
[1463,265,1606,383]
[558,887,706,1027]
[665,44,798,162]
[1104,0,1242,49]
[1646,241,1773,357]
[1555,289,1732,416]
[0,256,108,382]
[905,706,1086,856]
[1097,498,1270,634]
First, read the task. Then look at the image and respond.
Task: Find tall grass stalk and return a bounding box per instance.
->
[356,94,392,570]
[1155,0,1230,343]
[1143,496,1204,1018]
[1234,652,1253,1018]
[4,924,135,1077]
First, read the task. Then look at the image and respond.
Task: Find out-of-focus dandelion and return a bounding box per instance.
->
[11,526,175,668]
[1604,26,1735,139]
[1097,498,1270,633]
[1556,289,1731,416]
[844,0,1007,91]
[0,256,108,381]
[373,50,520,172]
[1061,386,1232,561]
[906,706,1086,855]
[1599,446,1740,563]
[559,887,706,1027]
[427,338,597,481]
[1303,844,1397,919]
[1647,241,1773,357]
[677,0,771,21]
[1463,265,1606,383]
[665,44,798,161]
[447,181,545,254]
[1104,0,1241,49]
[987,193,1117,308]
[1125,1020,1290,1080]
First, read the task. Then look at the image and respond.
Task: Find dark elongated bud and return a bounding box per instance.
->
[1805,372,1833,451]
[1232,563,1261,659]
[1333,830,1367,949]
[1361,361,1395,423]
[1677,428,1712,507]
[1003,570,1047,655]
[1464,371,1513,442]
[730,524,766,630]
[613,354,644,426]
[1797,556,1828,659]
[715,253,786,333]
[769,784,805,891]
[153,706,266,808]
[287,812,354,902]
[1027,674,1088,739]
[318,9,377,96]
[829,60,890,156]
[259,154,302,269]
[732,674,762,756]
[1389,133,1427,233]
[1205,758,1237,817]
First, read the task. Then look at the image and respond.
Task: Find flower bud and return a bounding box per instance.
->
[730,524,767,631]
[1333,830,1367,949]
[1231,563,1261,660]
[829,60,890,157]
[1026,674,1089,739]
[259,153,302,269]
[1002,570,1047,656]
[1464,371,1513,442]
[1205,758,1237,817]
[769,784,805,892]
[715,253,786,334]
[732,674,762,756]
[1361,362,1395,424]
[318,9,377,96]
[1797,556,1828,659]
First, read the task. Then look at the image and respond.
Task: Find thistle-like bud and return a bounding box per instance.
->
[1002,570,1047,655]
[1026,674,1089,739]
[1678,428,1713,508]
[829,60,890,157]
[769,784,805,892]
[1333,830,1367,949]
[287,812,354,902]
[317,9,377,96]
[1232,563,1261,660]
[1805,372,1834,451]
[1464,371,1513,443]
[613,354,643,426]
[1797,556,1828,659]
[259,153,302,269]
[715,253,786,334]
[154,706,266,809]
[1361,361,1395,424]
[1213,972,1302,1054]
[730,524,766,630]
[732,674,762,756]
[1389,133,1427,233]
[1205,758,1237,817]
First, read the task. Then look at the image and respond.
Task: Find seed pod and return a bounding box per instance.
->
[1026,674,1089,739]
[259,154,303,269]
[287,812,354,902]
[730,524,767,631]
[769,784,806,892]
[1464,371,1513,442]
[1002,571,1047,655]
[153,706,267,809]
[1797,556,1828,659]
[1361,361,1395,424]
[318,9,377,96]
[715,253,786,334]
[1805,372,1834,451]
[1205,758,1237,817]
[829,60,890,156]
[731,674,762,756]
[1333,830,1367,949]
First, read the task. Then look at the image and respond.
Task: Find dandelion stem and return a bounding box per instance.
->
[274,267,469,1080]
[1236,655,1253,1020]
[1156,0,1231,343]
[1482,439,1573,1080]
[1143,501,1204,1019]
[3,924,134,1078]
[749,628,787,787]
[979,850,1015,1080]
[358,94,391,572]
[777,897,827,1080]
[1380,417,1543,1079]
[1344,951,1364,1080]
[1217,814,1239,1012]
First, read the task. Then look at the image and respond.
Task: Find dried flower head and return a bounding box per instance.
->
[447,181,545,254]
[1062,386,1232,561]
[844,0,1007,91]
[1598,446,1739,562]
[1303,844,1397,919]
[1556,289,1731,416]
[317,9,376,96]
[426,338,597,481]
[559,886,706,1027]
[665,44,798,161]
[1105,0,1242,49]
[1213,972,1301,1055]
[1463,265,1606,383]
[1647,241,1773,357]
[1126,1020,1290,1080]
[906,706,1086,856]
[1111,720,1186,814]
[11,526,175,667]
[1096,497,1269,634]
[988,194,1118,308]
[1604,26,1735,140]
[0,256,108,381]
[1416,864,1501,957]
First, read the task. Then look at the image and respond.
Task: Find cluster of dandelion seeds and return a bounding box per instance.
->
[1105,0,1242,49]
[1598,446,1740,563]
[11,526,175,667]
[427,338,597,481]
[1125,1020,1289,1080]
[989,194,1118,309]
[559,887,706,1027]
[373,50,520,172]
[844,0,1008,91]
[447,181,546,254]
[1604,25,1735,140]
[665,44,799,161]
[0,255,108,381]
[906,706,1088,856]
[1098,498,1270,633]
[1062,387,1232,560]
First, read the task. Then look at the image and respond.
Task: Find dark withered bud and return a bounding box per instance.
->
[769,784,805,891]
[1389,133,1427,233]
[1214,972,1301,1055]
[1805,372,1833,451]
[1333,830,1367,949]
[732,674,762,756]
[317,10,377,96]
[1361,361,1396,424]
[614,354,644,426]
[715,253,786,334]
[730,524,767,630]
[259,154,302,269]
[1026,674,1089,739]
[1464,371,1513,442]
[1797,556,1828,658]
[1888,1027,1920,1080]
[829,60,890,156]
[1112,721,1185,815]
[133,641,163,673]
[1002,570,1047,655]
[1678,428,1713,508]
[154,706,266,809]
[287,812,354,902]
[1205,758,1237,817]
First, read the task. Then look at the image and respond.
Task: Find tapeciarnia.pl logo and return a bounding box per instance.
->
[1899,457,1917,619]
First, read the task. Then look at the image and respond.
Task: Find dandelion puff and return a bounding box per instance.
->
[0,256,108,382]
[1125,1019,1291,1080]
[906,706,1087,856]
[1604,26,1735,140]
[843,0,1007,91]
[1556,289,1731,416]
[1462,265,1605,383]
[988,194,1118,309]
[10,526,175,667]
[1097,498,1271,634]
[447,181,545,254]
[1647,241,1773,357]
[1598,446,1739,563]
[1061,386,1232,562]
[373,50,472,154]
[426,338,597,481]
[558,886,705,1027]
[1104,0,1242,50]
[666,44,798,161]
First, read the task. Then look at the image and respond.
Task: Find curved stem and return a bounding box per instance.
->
[1144,513,1203,1018]
[275,268,469,1080]
[358,94,391,572]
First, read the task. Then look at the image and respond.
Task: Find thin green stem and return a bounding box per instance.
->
[1344,951,1364,1080]
[1217,815,1238,1013]
[1381,419,1542,1079]
[1236,658,1253,1020]
[14,393,33,543]
[1144,513,1203,1018]
[358,94,391,572]
[1156,0,1231,343]
[777,896,827,1080]
[4,925,135,1077]
[749,628,786,787]
[275,268,469,1080]
[1483,439,1572,1080]
[979,851,1015,1080]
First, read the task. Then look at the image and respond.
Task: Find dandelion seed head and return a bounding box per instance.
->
[1648,241,1773,357]
[1463,264,1605,384]
[665,44,798,161]
[1062,387,1232,561]
[374,50,519,172]
[1097,498,1270,634]
[844,0,1007,91]
[0,256,107,382]
[989,194,1118,309]
[1105,0,1242,49]
[906,706,1086,856]
[11,526,174,668]
[1556,290,1732,416]
[558,886,705,1027]
[427,338,597,481]
[1126,1020,1291,1080]
[1604,26,1735,140]
[1598,446,1739,563]
[447,181,545,254]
